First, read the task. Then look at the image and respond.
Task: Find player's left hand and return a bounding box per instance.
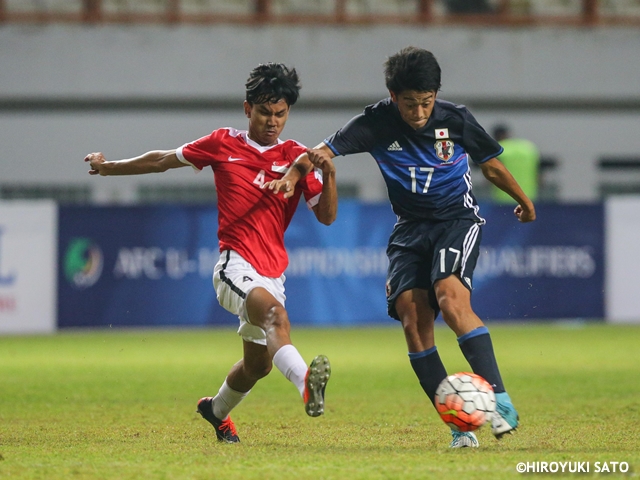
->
[514,204,536,223]
[263,178,296,198]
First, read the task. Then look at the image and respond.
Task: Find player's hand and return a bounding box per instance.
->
[84,152,107,176]
[514,204,536,223]
[263,178,295,199]
[307,148,336,176]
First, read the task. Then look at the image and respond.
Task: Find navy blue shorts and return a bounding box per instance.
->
[386,218,482,320]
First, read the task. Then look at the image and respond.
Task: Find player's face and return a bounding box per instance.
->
[390,90,437,130]
[244,99,290,146]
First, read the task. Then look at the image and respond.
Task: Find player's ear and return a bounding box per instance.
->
[389,91,398,103]
[243,100,252,119]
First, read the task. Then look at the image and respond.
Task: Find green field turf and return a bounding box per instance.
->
[1,323,639,479]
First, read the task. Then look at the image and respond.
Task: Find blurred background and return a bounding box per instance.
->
[1,0,639,333]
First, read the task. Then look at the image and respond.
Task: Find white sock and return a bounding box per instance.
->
[272,344,308,397]
[212,379,250,420]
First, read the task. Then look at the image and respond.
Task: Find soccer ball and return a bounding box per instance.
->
[435,372,496,432]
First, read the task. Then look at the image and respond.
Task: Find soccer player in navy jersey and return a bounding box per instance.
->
[84,63,337,443]
[267,47,536,448]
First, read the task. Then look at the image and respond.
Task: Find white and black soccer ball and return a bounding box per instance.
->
[435,372,496,432]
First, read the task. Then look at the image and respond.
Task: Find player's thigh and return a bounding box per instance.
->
[213,250,286,345]
[213,250,286,317]
[433,274,473,313]
[386,243,432,321]
[245,286,288,331]
[430,219,482,291]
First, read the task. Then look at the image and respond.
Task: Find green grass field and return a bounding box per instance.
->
[1,323,639,479]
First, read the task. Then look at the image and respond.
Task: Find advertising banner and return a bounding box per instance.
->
[58,206,234,328]
[0,201,57,334]
[285,202,604,323]
[474,203,604,320]
[283,201,394,325]
[605,196,640,323]
[58,202,604,328]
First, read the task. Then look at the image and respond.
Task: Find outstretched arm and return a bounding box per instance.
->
[479,158,536,223]
[263,143,329,198]
[85,150,185,176]
[310,146,338,225]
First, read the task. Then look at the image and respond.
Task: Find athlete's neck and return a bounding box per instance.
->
[247,132,278,147]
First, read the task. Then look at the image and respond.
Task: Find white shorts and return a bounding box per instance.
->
[213,250,286,345]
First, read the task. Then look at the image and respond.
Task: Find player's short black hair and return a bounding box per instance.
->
[384,47,441,94]
[245,63,301,106]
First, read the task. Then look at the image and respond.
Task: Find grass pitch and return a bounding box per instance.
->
[1,323,639,479]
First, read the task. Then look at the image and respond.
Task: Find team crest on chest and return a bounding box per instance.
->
[271,161,290,174]
[434,139,455,163]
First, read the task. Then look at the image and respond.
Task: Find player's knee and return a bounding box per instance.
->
[400,314,420,338]
[264,305,290,332]
[438,295,464,321]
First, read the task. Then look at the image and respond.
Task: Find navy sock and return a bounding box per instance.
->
[458,326,505,393]
[408,346,448,407]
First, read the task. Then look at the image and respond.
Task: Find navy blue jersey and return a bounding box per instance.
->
[324,98,503,223]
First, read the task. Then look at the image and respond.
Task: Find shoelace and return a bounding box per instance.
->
[496,402,514,417]
[451,431,474,445]
[219,417,238,437]
[303,369,311,403]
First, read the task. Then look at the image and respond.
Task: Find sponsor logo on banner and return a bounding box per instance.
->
[286,247,388,278]
[475,246,596,278]
[64,238,103,288]
[1,201,56,333]
[0,227,17,312]
[112,247,218,280]
[0,228,16,286]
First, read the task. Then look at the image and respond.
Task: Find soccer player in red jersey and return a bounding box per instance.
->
[84,63,337,443]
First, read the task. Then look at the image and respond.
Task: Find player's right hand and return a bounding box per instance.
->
[514,204,536,223]
[84,152,107,176]
[263,178,295,198]
[307,148,336,176]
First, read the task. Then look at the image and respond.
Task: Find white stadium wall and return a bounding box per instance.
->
[1,25,640,203]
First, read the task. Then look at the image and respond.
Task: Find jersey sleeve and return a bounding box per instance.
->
[298,167,324,209]
[323,112,378,156]
[175,129,223,171]
[461,109,504,164]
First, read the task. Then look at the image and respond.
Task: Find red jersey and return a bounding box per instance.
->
[176,128,323,277]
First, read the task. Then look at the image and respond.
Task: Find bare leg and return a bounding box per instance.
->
[434,275,484,337]
[395,288,447,407]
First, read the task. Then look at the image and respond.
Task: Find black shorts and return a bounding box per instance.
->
[386,218,482,320]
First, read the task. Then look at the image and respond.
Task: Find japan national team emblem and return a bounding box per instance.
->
[434,139,455,162]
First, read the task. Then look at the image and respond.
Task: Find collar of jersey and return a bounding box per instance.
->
[241,131,284,153]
